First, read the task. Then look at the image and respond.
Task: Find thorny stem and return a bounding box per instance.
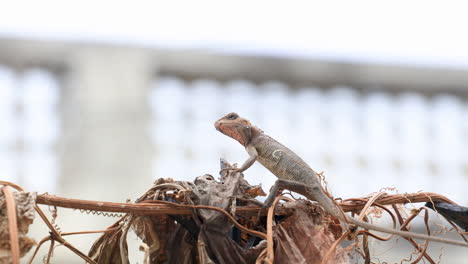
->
[36,193,293,217]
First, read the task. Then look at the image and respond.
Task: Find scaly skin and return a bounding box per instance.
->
[215,112,468,247]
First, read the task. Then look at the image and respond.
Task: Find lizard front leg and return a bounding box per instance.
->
[220,144,258,174]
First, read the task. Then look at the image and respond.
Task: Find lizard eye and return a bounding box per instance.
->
[227,113,238,120]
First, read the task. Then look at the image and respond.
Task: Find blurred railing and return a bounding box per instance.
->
[0,66,59,192]
[150,77,468,203]
[0,37,467,204]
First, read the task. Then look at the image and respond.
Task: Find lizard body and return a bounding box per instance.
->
[215,112,468,247]
[247,128,344,220]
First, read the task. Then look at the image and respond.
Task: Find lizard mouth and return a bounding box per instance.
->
[214,121,221,131]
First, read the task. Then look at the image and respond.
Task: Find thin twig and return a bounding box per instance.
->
[356,203,397,241]
[264,196,293,264]
[357,192,386,221]
[392,204,435,264]
[27,227,120,264]
[340,193,456,212]
[46,239,55,264]
[322,230,350,264]
[410,208,430,264]
[0,181,25,191]
[362,218,371,264]
[34,205,97,264]
[2,186,20,264]
[445,220,468,243]
[120,216,134,264]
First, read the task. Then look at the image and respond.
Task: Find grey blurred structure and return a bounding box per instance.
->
[1,37,468,263]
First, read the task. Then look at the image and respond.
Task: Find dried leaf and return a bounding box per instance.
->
[88,222,129,264]
[274,201,349,264]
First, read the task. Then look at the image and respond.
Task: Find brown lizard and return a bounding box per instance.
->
[215,112,468,247]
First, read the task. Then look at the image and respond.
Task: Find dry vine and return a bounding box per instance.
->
[1,162,467,264]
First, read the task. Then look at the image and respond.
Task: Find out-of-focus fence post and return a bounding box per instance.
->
[60,47,154,200]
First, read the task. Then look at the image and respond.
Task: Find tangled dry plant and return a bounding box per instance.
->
[0,160,467,264]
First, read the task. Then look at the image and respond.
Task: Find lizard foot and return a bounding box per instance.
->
[219,168,241,175]
[262,194,277,209]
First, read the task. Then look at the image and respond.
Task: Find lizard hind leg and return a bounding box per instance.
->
[263,179,322,208]
[263,180,284,208]
[263,179,350,229]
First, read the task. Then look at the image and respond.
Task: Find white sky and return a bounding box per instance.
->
[1,1,468,68]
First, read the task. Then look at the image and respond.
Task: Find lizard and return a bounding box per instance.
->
[214,112,468,247]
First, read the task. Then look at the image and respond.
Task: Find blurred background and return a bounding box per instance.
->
[1,1,467,262]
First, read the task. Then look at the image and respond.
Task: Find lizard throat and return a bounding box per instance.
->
[219,126,249,146]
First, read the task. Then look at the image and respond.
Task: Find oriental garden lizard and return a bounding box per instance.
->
[215,112,468,247]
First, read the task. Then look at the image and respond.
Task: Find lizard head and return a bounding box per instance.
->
[215,112,256,146]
